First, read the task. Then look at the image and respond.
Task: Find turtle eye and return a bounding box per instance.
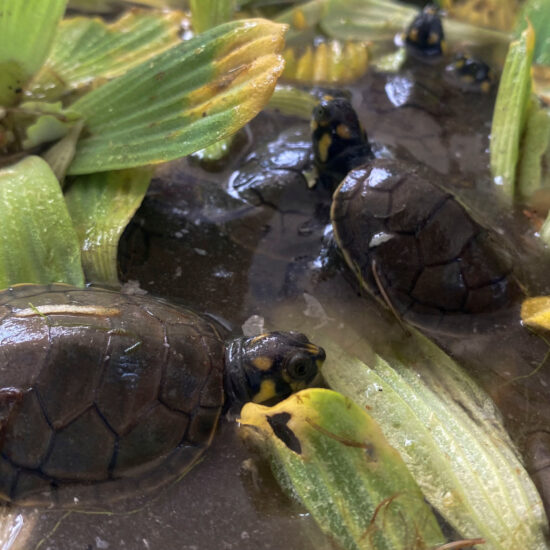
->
[286,354,317,381]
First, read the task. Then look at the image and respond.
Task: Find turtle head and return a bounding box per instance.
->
[312,97,372,191]
[224,331,325,407]
[404,4,446,58]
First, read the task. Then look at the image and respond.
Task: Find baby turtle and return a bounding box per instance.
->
[0,284,324,507]
[404,4,446,58]
[445,53,494,93]
[312,97,523,333]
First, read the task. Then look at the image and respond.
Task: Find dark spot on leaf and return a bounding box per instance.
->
[365,442,377,462]
[202,112,207,118]
[14,88,22,94]
[266,412,302,454]
[154,71,165,81]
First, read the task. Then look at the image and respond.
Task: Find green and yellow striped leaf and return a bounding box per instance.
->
[0,156,84,290]
[322,336,548,550]
[240,388,445,550]
[67,18,287,174]
[28,9,186,101]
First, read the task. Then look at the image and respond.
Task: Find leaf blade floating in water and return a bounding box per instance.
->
[321,335,549,550]
[239,388,445,550]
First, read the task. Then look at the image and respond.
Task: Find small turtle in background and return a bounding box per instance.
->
[445,53,495,93]
[404,4,446,58]
[310,97,523,334]
[0,284,324,507]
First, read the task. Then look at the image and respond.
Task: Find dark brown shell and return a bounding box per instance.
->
[331,158,523,333]
[0,284,225,506]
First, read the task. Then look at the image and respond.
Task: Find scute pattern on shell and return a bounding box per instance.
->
[0,284,225,506]
[331,159,522,333]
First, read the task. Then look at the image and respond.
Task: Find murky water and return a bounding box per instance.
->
[6,57,550,548]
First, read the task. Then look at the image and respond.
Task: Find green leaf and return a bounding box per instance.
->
[322,336,549,550]
[64,168,152,286]
[0,156,84,289]
[42,119,85,183]
[0,0,67,106]
[516,97,550,202]
[28,9,186,102]
[67,18,287,174]
[191,0,235,33]
[18,101,82,149]
[516,0,550,65]
[240,388,445,550]
[267,84,319,119]
[490,23,535,202]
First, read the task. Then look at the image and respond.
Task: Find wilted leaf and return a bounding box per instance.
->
[0,0,67,106]
[240,388,445,550]
[322,336,549,550]
[67,18,287,174]
[440,0,519,32]
[28,9,186,102]
[0,156,84,289]
[282,41,369,84]
[490,23,535,202]
[64,167,152,286]
[521,296,550,330]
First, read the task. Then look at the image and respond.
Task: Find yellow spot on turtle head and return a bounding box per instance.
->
[253,356,273,371]
[292,9,307,30]
[481,80,491,93]
[253,379,277,403]
[461,74,474,84]
[408,28,419,42]
[250,333,269,345]
[311,120,318,131]
[454,59,465,69]
[428,31,440,45]
[318,132,332,163]
[336,123,352,140]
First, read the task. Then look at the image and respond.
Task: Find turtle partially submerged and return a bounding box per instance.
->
[312,97,523,333]
[0,284,324,507]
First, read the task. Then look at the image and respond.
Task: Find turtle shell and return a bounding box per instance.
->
[331,158,523,333]
[0,284,225,507]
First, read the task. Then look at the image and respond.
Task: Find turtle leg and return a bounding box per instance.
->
[0,388,23,445]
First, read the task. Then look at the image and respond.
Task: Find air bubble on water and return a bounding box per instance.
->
[242,315,265,337]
